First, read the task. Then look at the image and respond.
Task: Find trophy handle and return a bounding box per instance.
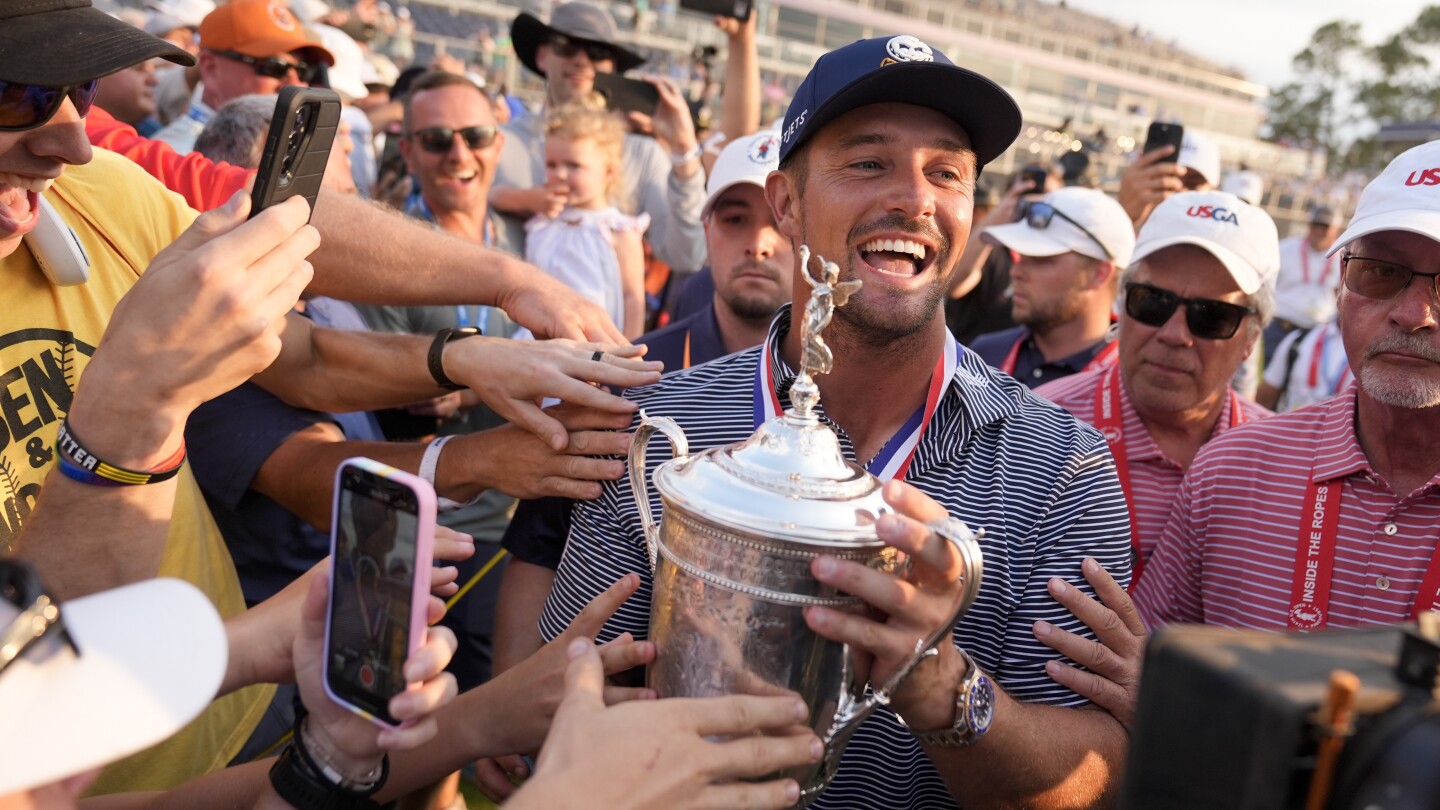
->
[824,522,986,749]
[628,410,689,571]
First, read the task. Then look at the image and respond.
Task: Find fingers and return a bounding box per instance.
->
[1033,617,1130,680]
[1042,658,1132,725]
[602,685,658,705]
[1083,556,1146,636]
[597,633,656,679]
[568,573,642,638]
[405,625,459,683]
[430,564,459,597]
[687,779,804,810]
[560,638,608,711]
[473,757,523,802]
[1134,144,1178,167]
[433,526,477,563]
[561,429,633,459]
[551,403,639,432]
[701,729,822,784]
[682,693,810,737]
[505,402,570,453]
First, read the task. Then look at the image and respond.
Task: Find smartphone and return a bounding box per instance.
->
[678,0,753,19]
[1143,121,1184,164]
[324,457,436,728]
[1020,165,1049,193]
[249,86,342,221]
[593,72,660,117]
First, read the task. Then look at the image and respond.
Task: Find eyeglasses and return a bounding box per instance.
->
[1018,201,1112,260]
[411,125,498,154]
[0,80,100,132]
[548,35,617,64]
[212,49,323,85]
[1341,254,1440,301]
[1124,282,1255,340]
[0,559,78,676]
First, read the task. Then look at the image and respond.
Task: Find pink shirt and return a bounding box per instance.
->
[1036,367,1270,569]
[1133,387,1440,630]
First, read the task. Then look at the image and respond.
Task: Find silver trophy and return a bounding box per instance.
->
[629,247,985,806]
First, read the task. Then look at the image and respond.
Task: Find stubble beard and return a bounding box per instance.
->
[1357,333,1440,409]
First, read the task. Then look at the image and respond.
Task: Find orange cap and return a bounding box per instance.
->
[200,0,334,65]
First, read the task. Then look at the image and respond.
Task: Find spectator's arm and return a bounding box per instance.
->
[716,10,760,144]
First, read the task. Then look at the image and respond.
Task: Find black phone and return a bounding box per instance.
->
[678,0,754,20]
[1020,166,1049,193]
[1143,121,1184,164]
[324,458,436,728]
[249,86,342,221]
[593,72,660,117]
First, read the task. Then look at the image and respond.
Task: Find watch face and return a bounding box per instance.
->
[966,675,996,735]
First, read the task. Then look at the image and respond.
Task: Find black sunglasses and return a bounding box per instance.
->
[548,35,617,64]
[1018,201,1112,260]
[212,49,323,85]
[0,79,100,132]
[1341,254,1440,301]
[411,125,498,154]
[1124,282,1255,340]
[0,559,78,676]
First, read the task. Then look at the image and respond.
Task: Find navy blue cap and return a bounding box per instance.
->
[778,35,1022,168]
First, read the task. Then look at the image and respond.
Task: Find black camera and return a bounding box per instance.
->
[1123,620,1440,810]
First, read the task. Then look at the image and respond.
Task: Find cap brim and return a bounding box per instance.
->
[0,5,194,85]
[232,38,336,66]
[1326,211,1440,257]
[511,12,644,78]
[795,62,1021,167]
[983,221,1101,260]
[0,578,227,794]
[701,178,767,219]
[1132,235,1263,295]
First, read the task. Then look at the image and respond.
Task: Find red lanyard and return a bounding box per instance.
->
[1305,324,1352,391]
[1092,366,1245,589]
[1299,242,1336,286]
[1287,472,1440,630]
[1000,332,1119,376]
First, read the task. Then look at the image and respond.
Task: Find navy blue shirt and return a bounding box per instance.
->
[970,325,1115,389]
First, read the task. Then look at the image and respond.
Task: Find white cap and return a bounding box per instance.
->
[145,0,214,27]
[702,130,780,219]
[1132,190,1280,295]
[313,24,367,102]
[983,187,1136,267]
[0,577,227,794]
[1179,131,1220,188]
[288,0,333,24]
[1328,140,1440,256]
[1221,170,1263,206]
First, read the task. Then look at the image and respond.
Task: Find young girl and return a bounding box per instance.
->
[525,102,648,339]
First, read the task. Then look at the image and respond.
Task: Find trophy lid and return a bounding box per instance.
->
[650,247,890,547]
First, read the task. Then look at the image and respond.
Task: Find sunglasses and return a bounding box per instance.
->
[212,49,323,85]
[1341,254,1440,301]
[0,80,100,132]
[1124,282,1254,340]
[412,125,499,154]
[548,35,617,64]
[0,559,77,676]
[1019,201,1112,260]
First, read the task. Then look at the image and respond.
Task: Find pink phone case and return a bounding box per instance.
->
[323,456,436,730]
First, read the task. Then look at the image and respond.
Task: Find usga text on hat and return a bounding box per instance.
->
[1186,204,1239,225]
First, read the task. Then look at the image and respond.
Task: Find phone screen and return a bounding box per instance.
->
[327,465,421,724]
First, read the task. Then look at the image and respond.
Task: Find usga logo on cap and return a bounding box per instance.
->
[1186,204,1239,225]
[881,35,933,66]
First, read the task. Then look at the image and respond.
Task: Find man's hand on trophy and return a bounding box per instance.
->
[803,480,978,731]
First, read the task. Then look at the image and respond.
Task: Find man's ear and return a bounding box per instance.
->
[1089,259,1117,291]
[766,169,802,241]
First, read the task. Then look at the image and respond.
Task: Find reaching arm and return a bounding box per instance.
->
[716,11,760,145]
[614,228,647,340]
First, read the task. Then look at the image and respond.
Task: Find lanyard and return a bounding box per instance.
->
[1092,366,1246,589]
[1299,242,1336,286]
[1305,324,1351,391]
[753,333,959,481]
[1287,472,1440,630]
[999,331,1119,377]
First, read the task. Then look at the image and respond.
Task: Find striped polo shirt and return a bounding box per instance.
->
[1133,386,1440,630]
[541,311,1133,809]
[1036,367,1271,566]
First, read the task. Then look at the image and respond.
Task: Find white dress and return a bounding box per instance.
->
[524,206,651,332]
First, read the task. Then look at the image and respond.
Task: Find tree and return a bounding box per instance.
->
[1263,21,1361,170]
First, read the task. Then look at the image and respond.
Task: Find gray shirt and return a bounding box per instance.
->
[494,110,707,274]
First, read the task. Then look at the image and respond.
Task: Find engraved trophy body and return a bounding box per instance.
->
[629,249,985,806]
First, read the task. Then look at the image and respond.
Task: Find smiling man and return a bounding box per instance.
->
[539,35,1132,809]
[1135,142,1440,632]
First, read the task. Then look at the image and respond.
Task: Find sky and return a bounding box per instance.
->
[1062,0,1431,90]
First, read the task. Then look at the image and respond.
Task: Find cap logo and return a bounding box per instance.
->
[268,0,297,31]
[1186,205,1238,225]
[748,134,778,165]
[1404,169,1440,186]
[885,35,933,64]
[781,109,806,144]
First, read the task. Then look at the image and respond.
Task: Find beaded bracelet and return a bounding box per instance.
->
[54,420,185,487]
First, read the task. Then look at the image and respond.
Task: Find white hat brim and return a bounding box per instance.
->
[1131,234,1263,295]
[1327,210,1440,257]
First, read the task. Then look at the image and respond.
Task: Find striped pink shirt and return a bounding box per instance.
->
[1036,368,1271,566]
[1133,386,1440,630]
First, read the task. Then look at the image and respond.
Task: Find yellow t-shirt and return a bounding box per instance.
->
[0,149,274,792]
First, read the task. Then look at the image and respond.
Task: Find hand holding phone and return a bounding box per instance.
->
[1143,122,1184,164]
[250,87,342,221]
[324,458,437,728]
[593,72,661,117]
[678,0,754,19]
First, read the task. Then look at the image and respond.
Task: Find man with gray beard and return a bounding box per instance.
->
[1134,140,1440,631]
